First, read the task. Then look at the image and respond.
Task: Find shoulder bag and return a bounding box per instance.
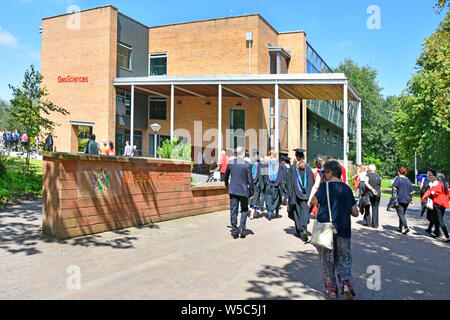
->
[311,181,335,250]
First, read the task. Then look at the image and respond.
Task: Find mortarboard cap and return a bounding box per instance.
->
[294,148,306,158]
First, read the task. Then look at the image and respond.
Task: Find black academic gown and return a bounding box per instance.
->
[263,160,285,213]
[250,161,264,209]
[288,164,315,233]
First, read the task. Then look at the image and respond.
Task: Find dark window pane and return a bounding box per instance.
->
[150,98,167,120]
[117,45,131,70]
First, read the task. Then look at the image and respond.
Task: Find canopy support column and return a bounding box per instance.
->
[357,99,362,165]
[170,84,174,142]
[343,82,348,181]
[275,83,280,155]
[130,84,135,149]
[218,83,222,163]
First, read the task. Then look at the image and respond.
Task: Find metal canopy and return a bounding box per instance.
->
[113,73,361,102]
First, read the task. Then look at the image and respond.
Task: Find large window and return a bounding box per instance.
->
[230,109,245,149]
[149,98,167,120]
[117,43,132,70]
[150,53,167,76]
[116,89,131,116]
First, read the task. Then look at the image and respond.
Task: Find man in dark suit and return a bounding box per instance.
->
[224,147,255,239]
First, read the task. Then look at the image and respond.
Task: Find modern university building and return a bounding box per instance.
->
[40,5,361,168]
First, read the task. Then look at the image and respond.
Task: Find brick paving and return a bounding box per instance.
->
[0,198,449,300]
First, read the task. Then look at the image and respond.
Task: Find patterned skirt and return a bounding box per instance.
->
[314,234,355,296]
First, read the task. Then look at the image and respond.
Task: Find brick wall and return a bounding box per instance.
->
[42,152,229,239]
[41,6,118,153]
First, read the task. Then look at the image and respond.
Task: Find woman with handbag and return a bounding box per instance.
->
[421,171,450,242]
[392,168,414,235]
[311,160,359,300]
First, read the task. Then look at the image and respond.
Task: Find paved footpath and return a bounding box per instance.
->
[0,198,449,300]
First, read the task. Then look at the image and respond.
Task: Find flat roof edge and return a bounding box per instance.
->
[42,4,118,21]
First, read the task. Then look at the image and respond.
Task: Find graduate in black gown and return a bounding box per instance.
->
[280,156,291,205]
[287,148,315,242]
[250,152,264,219]
[262,150,285,220]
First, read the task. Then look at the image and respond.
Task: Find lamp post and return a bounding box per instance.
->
[151,123,161,158]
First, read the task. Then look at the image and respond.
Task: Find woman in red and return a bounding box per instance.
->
[352,165,361,196]
[421,170,450,242]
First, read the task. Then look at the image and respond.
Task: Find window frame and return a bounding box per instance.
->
[149,97,167,121]
[117,43,133,71]
[149,52,168,76]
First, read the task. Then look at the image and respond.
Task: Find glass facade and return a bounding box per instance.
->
[229,109,245,149]
[306,42,357,135]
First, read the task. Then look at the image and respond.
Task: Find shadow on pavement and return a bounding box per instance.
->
[248,216,450,300]
[0,201,160,255]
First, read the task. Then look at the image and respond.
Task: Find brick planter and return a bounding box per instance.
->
[41,152,229,239]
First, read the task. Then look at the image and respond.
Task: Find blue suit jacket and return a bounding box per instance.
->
[224,157,254,198]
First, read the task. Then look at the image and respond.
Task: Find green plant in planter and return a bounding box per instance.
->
[157,137,193,171]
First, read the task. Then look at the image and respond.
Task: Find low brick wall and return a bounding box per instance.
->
[41,152,229,239]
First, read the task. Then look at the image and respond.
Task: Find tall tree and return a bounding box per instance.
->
[434,0,449,14]
[334,59,397,177]
[393,12,450,176]
[8,65,69,175]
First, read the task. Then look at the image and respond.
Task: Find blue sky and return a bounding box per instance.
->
[0,0,447,101]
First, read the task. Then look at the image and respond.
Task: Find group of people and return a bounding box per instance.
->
[83,134,115,156]
[223,148,358,299]
[0,129,55,153]
[83,134,140,158]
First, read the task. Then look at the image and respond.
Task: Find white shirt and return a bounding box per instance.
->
[197,153,203,164]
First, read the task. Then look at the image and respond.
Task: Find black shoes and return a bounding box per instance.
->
[240,232,246,239]
[301,233,309,242]
[232,234,239,239]
[403,228,410,235]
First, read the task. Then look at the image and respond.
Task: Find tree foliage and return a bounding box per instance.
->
[334,59,399,177]
[8,65,69,175]
[393,12,450,176]
[434,0,449,14]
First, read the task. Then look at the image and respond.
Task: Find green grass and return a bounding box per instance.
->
[4,156,42,174]
[0,156,43,205]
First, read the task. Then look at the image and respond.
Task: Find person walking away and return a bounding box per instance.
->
[218,150,229,182]
[224,147,254,239]
[287,148,315,242]
[107,141,115,156]
[311,160,359,300]
[84,134,100,155]
[13,130,20,151]
[100,140,109,155]
[357,166,369,214]
[352,165,361,196]
[45,135,54,152]
[249,154,264,219]
[21,132,29,153]
[197,151,203,174]
[392,167,414,235]
[363,165,381,228]
[262,150,285,221]
[309,156,324,219]
[421,171,450,242]
[123,140,133,157]
[419,175,437,235]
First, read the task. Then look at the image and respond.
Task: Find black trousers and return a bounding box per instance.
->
[230,194,249,236]
[363,196,380,228]
[396,202,409,229]
[220,172,225,182]
[435,204,449,239]
[250,182,263,210]
[293,197,310,236]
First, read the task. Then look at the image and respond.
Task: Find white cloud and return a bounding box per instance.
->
[0,26,19,48]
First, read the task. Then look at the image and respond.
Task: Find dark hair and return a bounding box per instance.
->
[437,173,448,194]
[428,169,437,177]
[109,141,114,149]
[399,167,407,175]
[324,160,342,178]
[90,134,96,141]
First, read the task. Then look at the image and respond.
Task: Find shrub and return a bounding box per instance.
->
[157,138,193,171]
[78,138,89,152]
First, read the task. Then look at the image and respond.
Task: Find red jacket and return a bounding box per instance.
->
[421,181,450,209]
[219,154,228,173]
[341,165,347,184]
